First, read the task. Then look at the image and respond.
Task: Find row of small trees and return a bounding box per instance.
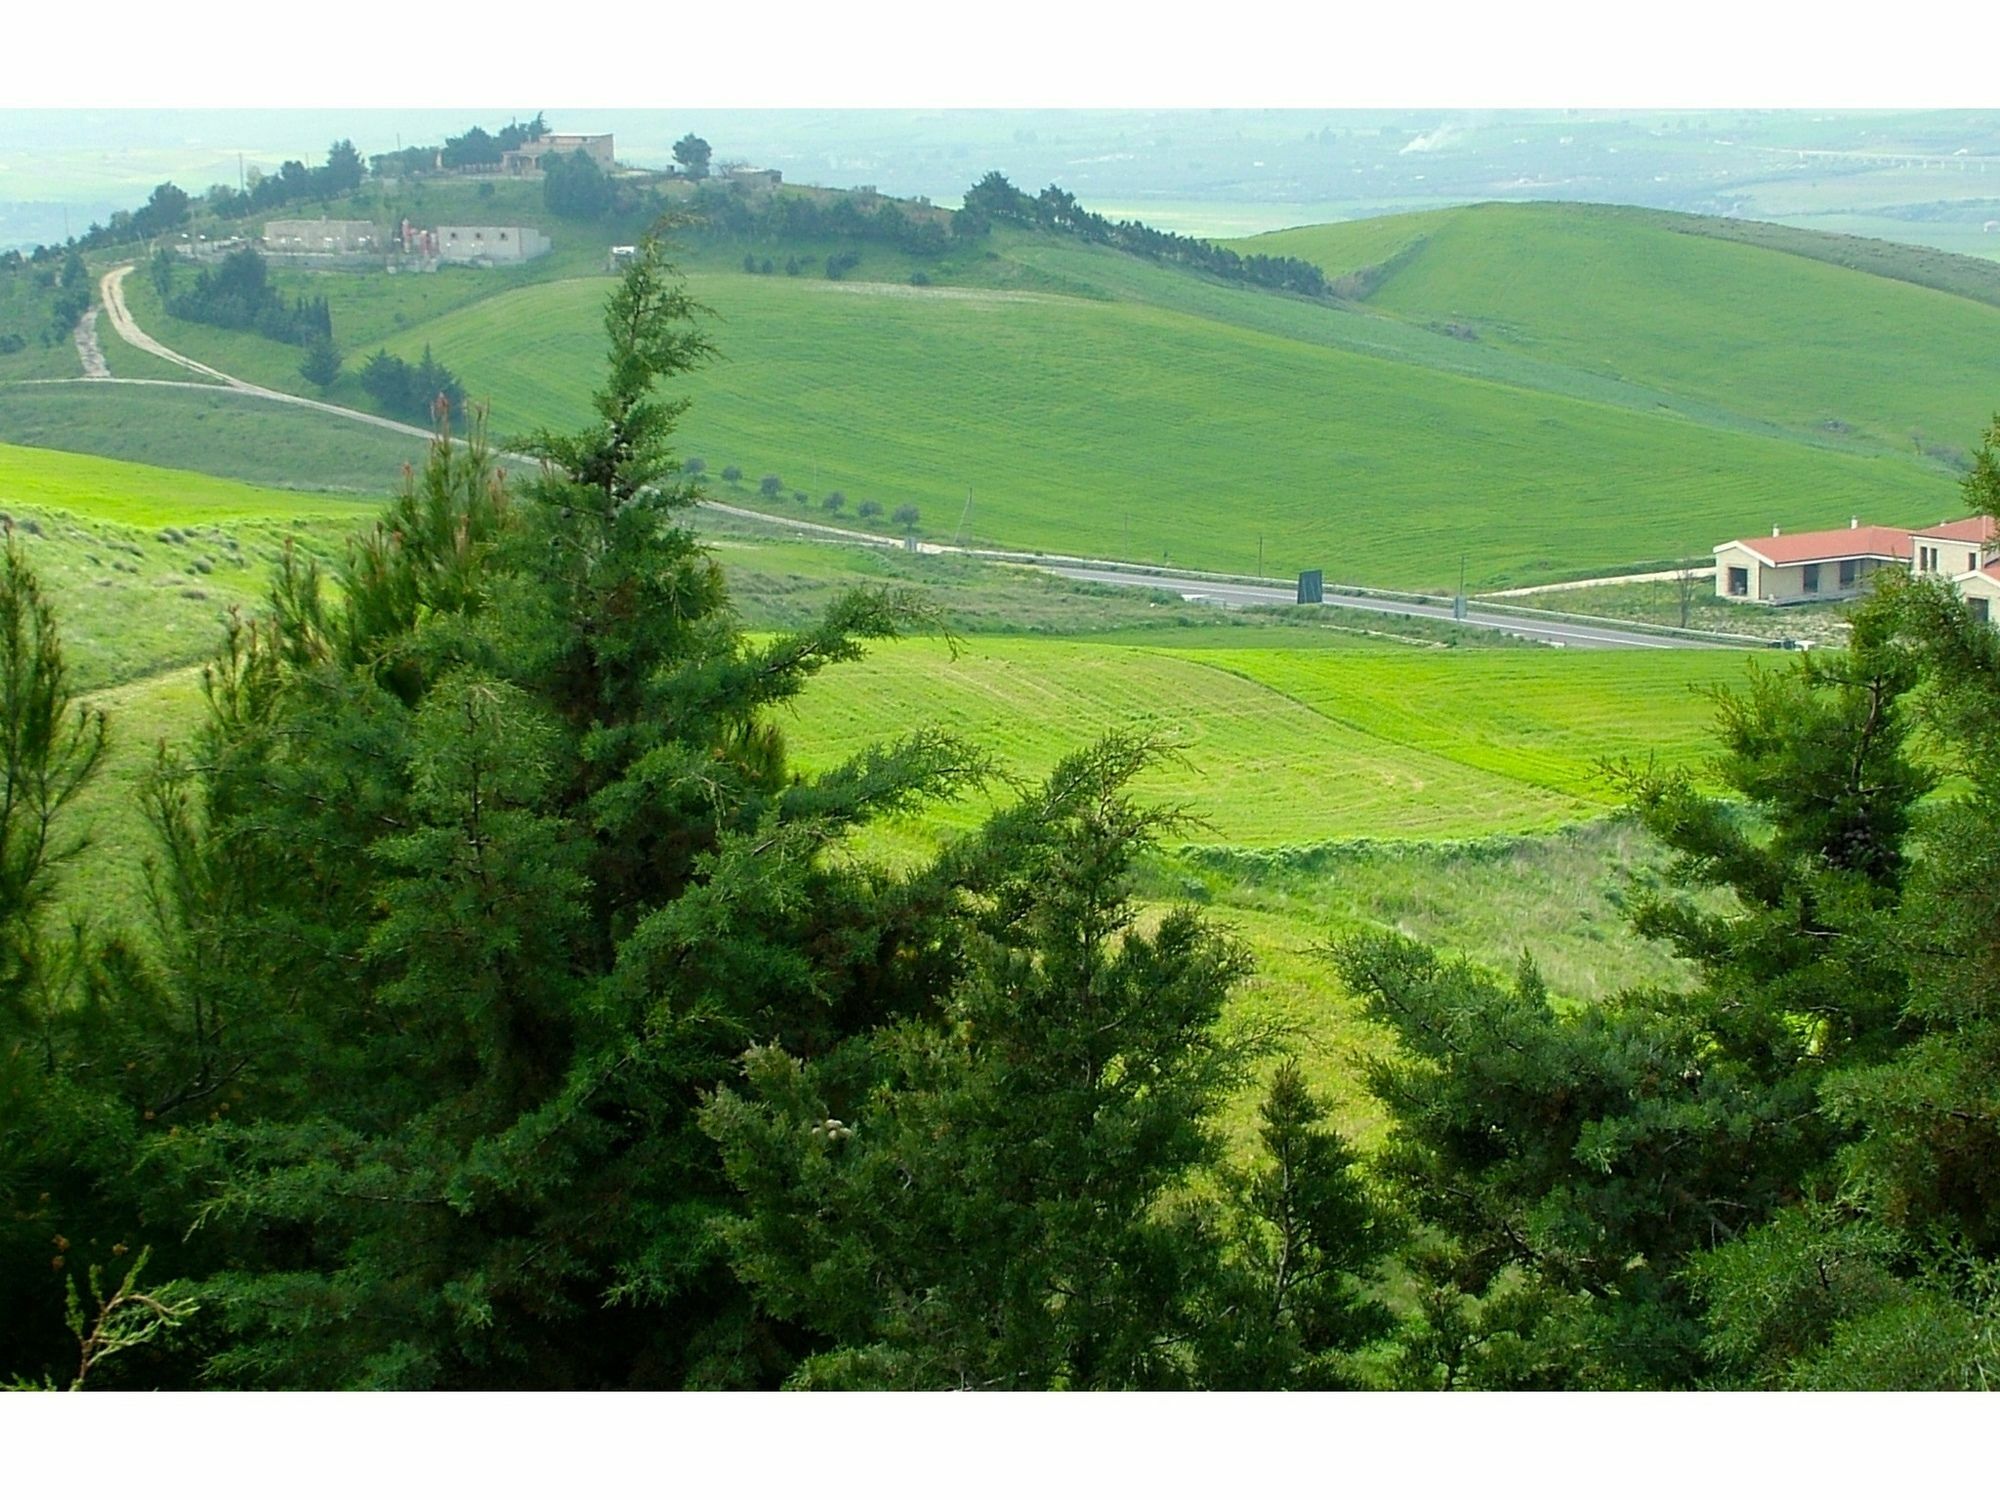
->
[684,456,921,532]
[689,183,953,259]
[369,115,548,179]
[201,142,366,226]
[959,171,1332,298]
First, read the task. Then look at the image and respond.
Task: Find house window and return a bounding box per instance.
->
[1838,558,1859,587]
[1972,552,1981,573]
[1802,563,1821,593]
[1727,566,1748,597]
[1973,597,1991,623]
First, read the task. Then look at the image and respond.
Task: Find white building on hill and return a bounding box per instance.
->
[1713,520,1911,605]
[434,225,552,264]
[264,219,379,254]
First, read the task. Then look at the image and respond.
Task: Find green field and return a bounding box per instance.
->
[50,644,1710,1150]
[334,269,1945,591]
[0,382,427,493]
[0,440,385,527]
[0,443,377,695]
[781,634,1756,845]
[0,428,1756,1159]
[1245,202,2000,458]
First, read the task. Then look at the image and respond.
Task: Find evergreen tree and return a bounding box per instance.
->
[1201,1059,1395,1388]
[0,534,142,1387]
[543,149,614,220]
[703,737,1334,1389]
[1687,564,2000,1388]
[1337,590,1933,1389]
[672,134,712,180]
[298,335,341,390]
[121,234,982,1389]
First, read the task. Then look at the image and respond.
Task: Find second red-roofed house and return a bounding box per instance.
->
[1911,515,1999,582]
[1955,559,2000,622]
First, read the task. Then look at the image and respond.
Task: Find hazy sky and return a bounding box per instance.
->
[6,108,1999,254]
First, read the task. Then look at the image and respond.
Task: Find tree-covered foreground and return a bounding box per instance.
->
[4,236,2000,1390]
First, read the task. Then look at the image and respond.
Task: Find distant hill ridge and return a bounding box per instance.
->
[1247,199,2000,313]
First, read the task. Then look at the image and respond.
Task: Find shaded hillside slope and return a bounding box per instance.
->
[1245,202,2000,462]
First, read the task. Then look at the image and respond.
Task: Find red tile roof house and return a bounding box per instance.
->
[1715,515,1999,607]
[1713,520,1913,604]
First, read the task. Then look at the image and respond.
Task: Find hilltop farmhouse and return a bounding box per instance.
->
[1714,514,1998,608]
[500,133,615,177]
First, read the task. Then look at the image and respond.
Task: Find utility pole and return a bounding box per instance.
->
[1455,552,1468,621]
[1258,533,1264,577]
[953,486,974,548]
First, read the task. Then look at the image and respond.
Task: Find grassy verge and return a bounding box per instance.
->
[1506,576,1858,645]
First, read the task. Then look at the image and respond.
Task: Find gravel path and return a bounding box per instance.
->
[73,305,109,378]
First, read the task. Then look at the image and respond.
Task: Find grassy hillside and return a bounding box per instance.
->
[782,635,1755,845]
[0,271,87,380]
[358,270,1947,591]
[0,441,384,527]
[30,196,1994,594]
[0,444,373,693]
[0,383,426,493]
[1245,202,2000,461]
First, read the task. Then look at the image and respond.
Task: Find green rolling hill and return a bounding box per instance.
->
[12,189,1999,590]
[1243,202,2000,460]
[346,265,1955,588]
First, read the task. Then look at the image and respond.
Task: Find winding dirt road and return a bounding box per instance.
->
[95,264,442,442]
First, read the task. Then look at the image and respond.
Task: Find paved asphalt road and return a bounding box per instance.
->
[1041,567,1756,651]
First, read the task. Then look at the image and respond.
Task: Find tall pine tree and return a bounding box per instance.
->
[123,234,984,1389]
